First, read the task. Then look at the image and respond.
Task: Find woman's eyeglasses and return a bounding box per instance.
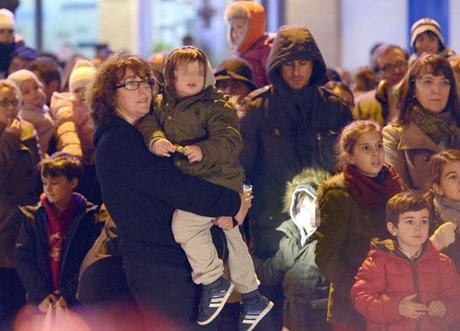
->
[0,99,22,108]
[115,79,155,91]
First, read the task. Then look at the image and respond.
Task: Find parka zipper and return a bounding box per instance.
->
[409,260,421,331]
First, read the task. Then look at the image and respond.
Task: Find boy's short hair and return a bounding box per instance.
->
[386,191,430,225]
[39,152,83,181]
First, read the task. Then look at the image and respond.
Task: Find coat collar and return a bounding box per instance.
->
[397,121,441,152]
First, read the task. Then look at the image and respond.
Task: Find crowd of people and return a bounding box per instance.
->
[2,1,460,331]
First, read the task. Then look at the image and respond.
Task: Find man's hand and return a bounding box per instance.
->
[213,216,234,230]
[234,192,253,224]
[183,145,203,163]
[151,138,176,157]
[398,293,427,319]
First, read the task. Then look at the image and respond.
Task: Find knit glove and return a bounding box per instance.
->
[430,222,457,250]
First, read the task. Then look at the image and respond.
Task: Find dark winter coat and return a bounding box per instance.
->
[240,26,351,258]
[352,240,460,331]
[94,115,241,329]
[15,196,101,305]
[255,220,328,331]
[0,120,40,268]
[315,174,390,325]
[94,116,240,263]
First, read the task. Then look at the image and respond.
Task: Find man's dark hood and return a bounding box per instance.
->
[266,25,327,89]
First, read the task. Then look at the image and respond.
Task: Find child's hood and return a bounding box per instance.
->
[225,1,265,53]
[370,238,438,262]
[163,48,216,100]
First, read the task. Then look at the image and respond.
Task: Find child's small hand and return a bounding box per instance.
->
[152,138,176,157]
[38,293,58,313]
[5,118,21,137]
[398,293,427,319]
[213,216,234,230]
[183,145,203,163]
[427,300,446,318]
[55,296,68,310]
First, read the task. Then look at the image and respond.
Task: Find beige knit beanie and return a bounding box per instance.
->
[69,59,96,93]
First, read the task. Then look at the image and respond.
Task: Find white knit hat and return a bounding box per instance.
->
[410,18,445,50]
[8,69,43,88]
[69,59,96,93]
[0,8,15,30]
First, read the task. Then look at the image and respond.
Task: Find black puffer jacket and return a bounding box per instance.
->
[240,26,351,258]
[15,196,101,305]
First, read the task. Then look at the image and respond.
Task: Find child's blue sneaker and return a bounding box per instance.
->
[238,295,274,331]
[197,277,234,325]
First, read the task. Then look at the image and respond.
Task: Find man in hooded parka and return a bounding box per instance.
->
[240,25,351,260]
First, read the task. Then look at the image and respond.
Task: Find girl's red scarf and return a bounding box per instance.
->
[41,193,82,291]
[344,164,402,210]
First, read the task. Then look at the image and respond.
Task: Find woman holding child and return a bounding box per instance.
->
[88,53,251,331]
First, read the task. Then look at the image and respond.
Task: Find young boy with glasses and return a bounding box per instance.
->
[137,46,273,330]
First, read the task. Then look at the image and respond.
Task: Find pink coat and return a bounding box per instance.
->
[351,240,460,331]
[238,33,273,88]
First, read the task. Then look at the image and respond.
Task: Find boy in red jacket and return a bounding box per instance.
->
[351,191,460,331]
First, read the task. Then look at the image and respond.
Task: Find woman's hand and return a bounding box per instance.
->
[152,138,176,157]
[234,191,253,224]
[38,293,58,313]
[183,145,203,163]
[213,216,234,230]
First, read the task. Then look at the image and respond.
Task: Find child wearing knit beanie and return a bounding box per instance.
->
[68,59,96,105]
[50,59,100,205]
[410,18,455,61]
[7,69,55,154]
[50,59,96,161]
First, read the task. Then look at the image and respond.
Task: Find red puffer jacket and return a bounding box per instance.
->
[351,240,460,331]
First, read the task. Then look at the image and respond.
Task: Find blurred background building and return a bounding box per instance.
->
[8,0,460,70]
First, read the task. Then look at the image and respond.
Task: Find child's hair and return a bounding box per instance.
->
[39,151,83,181]
[335,120,382,171]
[397,54,459,124]
[163,46,207,88]
[386,191,430,225]
[428,149,460,188]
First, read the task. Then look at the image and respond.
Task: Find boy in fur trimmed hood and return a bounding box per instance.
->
[254,168,331,331]
[137,46,273,330]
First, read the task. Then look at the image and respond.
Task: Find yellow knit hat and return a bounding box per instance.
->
[69,59,96,93]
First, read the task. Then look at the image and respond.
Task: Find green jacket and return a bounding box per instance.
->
[315,174,389,325]
[138,86,244,192]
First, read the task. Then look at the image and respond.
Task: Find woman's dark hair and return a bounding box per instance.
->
[397,54,459,124]
[88,53,155,128]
